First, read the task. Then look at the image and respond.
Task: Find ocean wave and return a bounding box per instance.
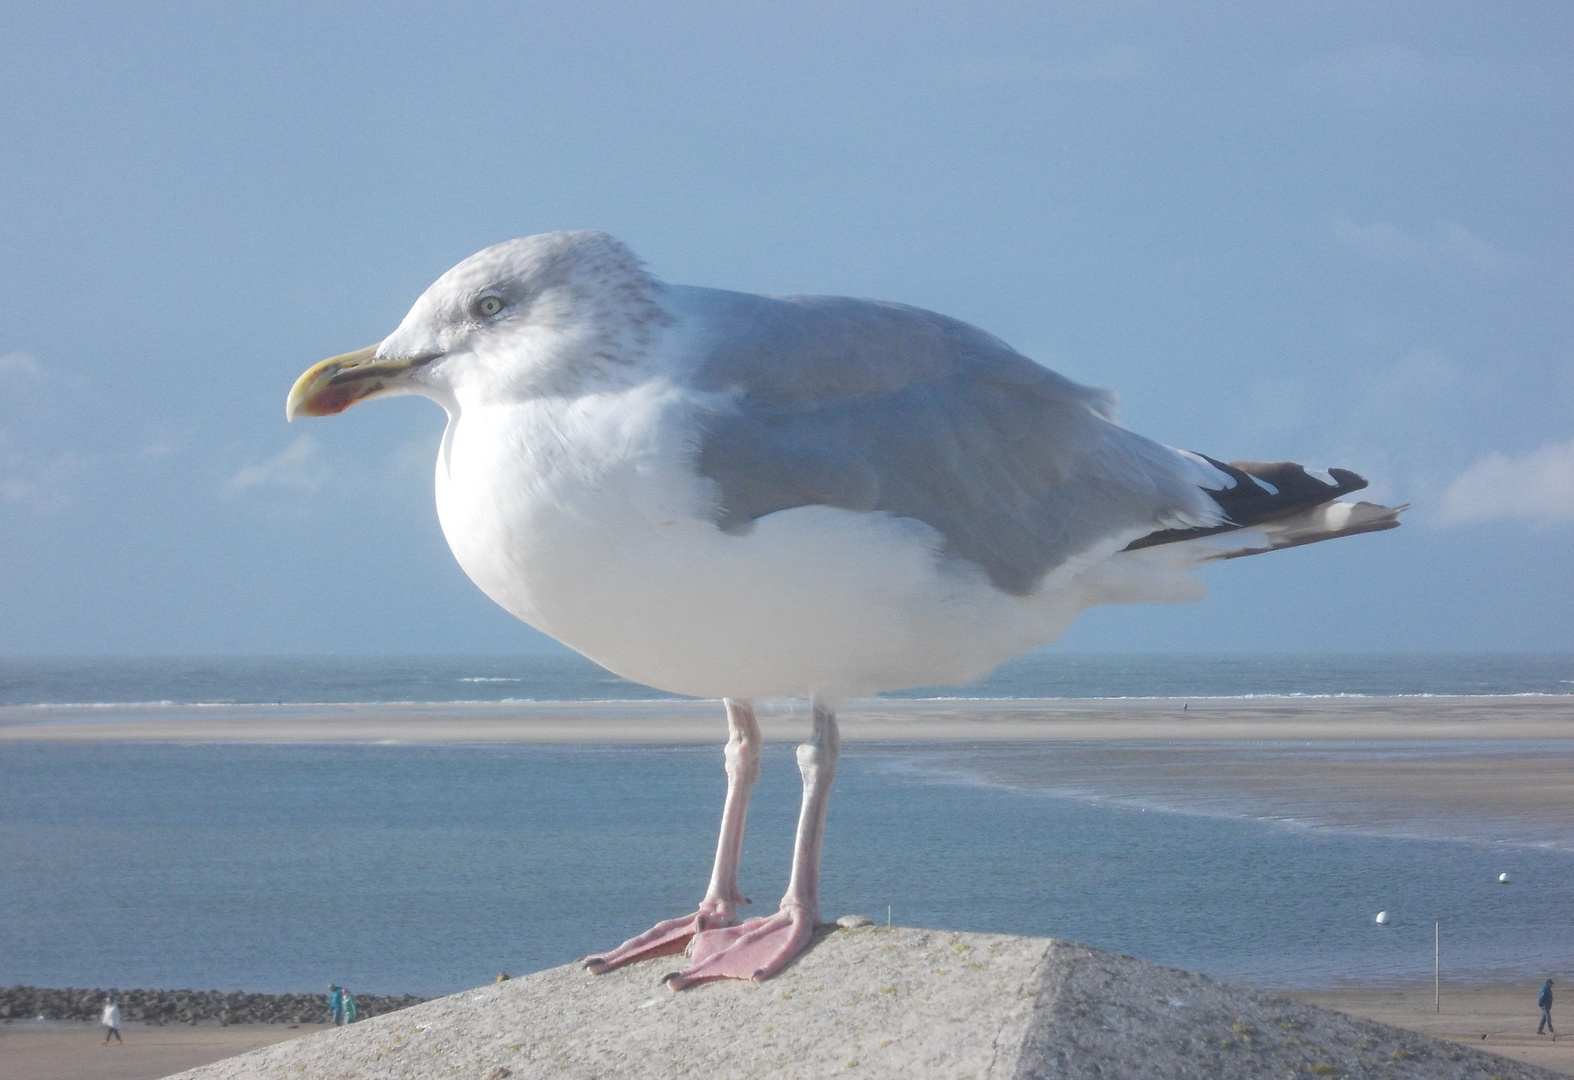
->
[2,697,690,711]
[5,690,1573,709]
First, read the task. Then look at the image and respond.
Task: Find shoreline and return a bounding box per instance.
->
[8,697,1571,849]
[4,694,1573,743]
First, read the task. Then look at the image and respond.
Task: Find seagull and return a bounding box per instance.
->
[287,230,1401,989]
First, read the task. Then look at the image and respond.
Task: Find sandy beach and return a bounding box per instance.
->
[4,980,1568,1080]
[0,1021,330,1080]
[4,693,1572,744]
[1289,980,1571,1076]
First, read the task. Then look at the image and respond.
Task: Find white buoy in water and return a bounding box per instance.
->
[1499,872,1511,884]
[1375,910,1391,925]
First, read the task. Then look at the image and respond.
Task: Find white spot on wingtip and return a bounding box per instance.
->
[1177,449,1235,489]
[1320,501,1355,527]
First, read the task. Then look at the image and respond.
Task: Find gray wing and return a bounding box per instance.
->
[686,290,1224,596]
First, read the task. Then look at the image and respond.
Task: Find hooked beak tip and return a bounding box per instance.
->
[286,344,381,421]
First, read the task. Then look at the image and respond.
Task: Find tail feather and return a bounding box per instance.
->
[1126,456,1403,557]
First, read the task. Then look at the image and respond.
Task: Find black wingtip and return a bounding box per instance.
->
[1124,456,1384,553]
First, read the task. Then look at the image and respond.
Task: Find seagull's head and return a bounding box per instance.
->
[287,230,668,420]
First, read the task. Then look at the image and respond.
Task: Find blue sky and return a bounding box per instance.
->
[1,2,1570,656]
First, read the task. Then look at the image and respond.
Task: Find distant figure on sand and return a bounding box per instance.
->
[101,995,122,1044]
[1538,979,1555,1036]
[341,987,358,1024]
[327,984,343,1026]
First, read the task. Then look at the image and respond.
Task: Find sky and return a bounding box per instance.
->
[1,2,1570,657]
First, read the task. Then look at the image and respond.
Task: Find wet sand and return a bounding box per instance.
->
[923,736,1574,846]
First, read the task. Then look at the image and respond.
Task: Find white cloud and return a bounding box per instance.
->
[226,436,327,495]
[0,438,86,512]
[139,440,179,459]
[0,351,45,385]
[0,352,79,511]
[1038,46,1148,84]
[946,45,1150,87]
[1298,43,1444,99]
[1439,437,1574,526]
[1295,42,1557,106]
[1332,214,1509,276]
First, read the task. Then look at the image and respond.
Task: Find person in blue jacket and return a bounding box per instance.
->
[1538,979,1555,1036]
[327,984,344,1026]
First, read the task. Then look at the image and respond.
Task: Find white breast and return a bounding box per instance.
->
[431,380,1201,699]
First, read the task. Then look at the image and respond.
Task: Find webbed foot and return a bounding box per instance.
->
[662,904,814,989]
[583,898,741,974]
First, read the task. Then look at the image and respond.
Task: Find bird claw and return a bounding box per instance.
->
[663,906,814,990]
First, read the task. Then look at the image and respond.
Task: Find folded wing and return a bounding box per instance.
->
[687,291,1232,595]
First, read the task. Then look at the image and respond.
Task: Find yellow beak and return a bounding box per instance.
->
[286,344,433,420]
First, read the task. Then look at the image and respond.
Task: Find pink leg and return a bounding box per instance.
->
[584,699,762,973]
[665,696,840,989]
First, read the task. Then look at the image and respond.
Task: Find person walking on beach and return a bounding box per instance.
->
[1538,979,1555,1036]
[101,995,122,1044]
[327,983,343,1026]
[341,986,358,1024]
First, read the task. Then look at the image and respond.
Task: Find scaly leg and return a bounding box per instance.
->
[584,698,762,973]
[665,696,840,989]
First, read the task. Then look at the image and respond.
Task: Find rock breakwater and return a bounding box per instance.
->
[0,985,426,1026]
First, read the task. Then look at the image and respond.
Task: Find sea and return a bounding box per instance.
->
[2,652,1571,998]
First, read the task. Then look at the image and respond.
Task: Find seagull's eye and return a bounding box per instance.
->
[475,295,505,318]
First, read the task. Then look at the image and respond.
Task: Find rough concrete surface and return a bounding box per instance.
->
[170,924,1562,1080]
